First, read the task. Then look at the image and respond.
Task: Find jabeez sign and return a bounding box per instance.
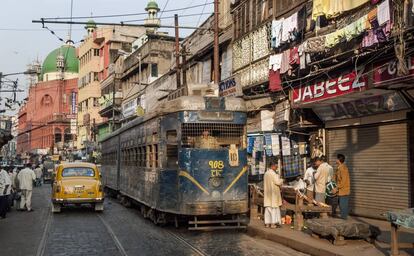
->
[292,71,367,106]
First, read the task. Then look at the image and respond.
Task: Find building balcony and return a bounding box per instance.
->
[99,92,123,118]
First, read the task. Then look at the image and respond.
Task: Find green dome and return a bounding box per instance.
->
[146,0,159,11]
[41,45,79,76]
[85,19,97,29]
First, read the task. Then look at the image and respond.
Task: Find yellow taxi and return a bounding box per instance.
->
[51,162,104,213]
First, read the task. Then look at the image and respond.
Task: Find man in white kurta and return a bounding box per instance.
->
[17,164,36,212]
[263,163,284,228]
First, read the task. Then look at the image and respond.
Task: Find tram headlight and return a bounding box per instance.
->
[209,177,222,188]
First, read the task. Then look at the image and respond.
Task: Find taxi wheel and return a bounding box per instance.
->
[94,202,104,212]
[52,203,61,213]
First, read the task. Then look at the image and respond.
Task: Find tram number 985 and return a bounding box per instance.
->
[209,160,224,177]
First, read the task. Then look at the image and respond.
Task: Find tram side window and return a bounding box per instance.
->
[142,146,147,167]
[154,144,158,168]
[166,130,178,169]
[147,145,152,168]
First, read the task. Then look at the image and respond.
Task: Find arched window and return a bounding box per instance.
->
[41,94,53,107]
[64,128,72,142]
[54,127,62,143]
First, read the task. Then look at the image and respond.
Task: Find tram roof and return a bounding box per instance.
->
[100,96,246,142]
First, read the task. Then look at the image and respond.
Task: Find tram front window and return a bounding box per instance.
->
[194,130,219,149]
[182,123,245,149]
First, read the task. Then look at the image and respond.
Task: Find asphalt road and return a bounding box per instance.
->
[0,185,307,256]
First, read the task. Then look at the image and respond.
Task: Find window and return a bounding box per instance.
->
[94,72,99,81]
[151,63,158,77]
[61,167,95,177]
[154,144,159,168]
[166,130,178,169]
[93,98,99,107]
[146,145,152,168]
[93,49,100,56]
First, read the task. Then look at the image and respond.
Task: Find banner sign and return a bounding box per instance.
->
[312,92,409,121]
[292,71,367,105]
[373,56,414,87]
[71,91,77,114]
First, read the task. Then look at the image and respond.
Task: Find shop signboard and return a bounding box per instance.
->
[292,71,367,105]
[122,99,137,119]
[219,77,241,97]
[312,92,409,121]
[373,56,414,88]
[70,119,77,134]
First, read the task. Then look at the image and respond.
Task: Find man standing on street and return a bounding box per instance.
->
[263,162,284,228]
[314,156,333,203]
[304,159,317,201]
[0,167,11,218]
[34,165,43,187]
[17,163,36,212]
[333,154,351,219]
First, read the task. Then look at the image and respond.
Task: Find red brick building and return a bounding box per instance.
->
[17,44,79,155]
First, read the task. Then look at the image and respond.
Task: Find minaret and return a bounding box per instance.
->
[144,0,161,34]
[85,19,97,36]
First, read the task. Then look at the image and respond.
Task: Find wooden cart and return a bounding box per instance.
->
[249,185,331,230]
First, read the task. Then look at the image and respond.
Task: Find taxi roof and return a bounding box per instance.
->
[58,162,97,169]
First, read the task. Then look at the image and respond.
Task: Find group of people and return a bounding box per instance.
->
[0,163,41,219]
[304,154,350,219]
[263,154,350,228]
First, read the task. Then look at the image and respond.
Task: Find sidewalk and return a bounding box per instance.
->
[247,216,414,256]
[0,186,50,256]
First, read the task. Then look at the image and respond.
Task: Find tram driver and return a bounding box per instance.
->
[195,130,219,149]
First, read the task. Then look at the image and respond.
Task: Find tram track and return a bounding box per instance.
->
[165,229,210,256]
[36,206,52,256]
[97,213,129,256]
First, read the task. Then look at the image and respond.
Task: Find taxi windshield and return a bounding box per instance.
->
[61,167,95,177]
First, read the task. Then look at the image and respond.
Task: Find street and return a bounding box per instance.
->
[0,185,307,256]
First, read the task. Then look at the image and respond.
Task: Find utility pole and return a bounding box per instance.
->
[182,46,187,89]
[213,0,220,84]
[174,14,181,89]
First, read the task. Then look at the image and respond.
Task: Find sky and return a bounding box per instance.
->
[0,0,213,115]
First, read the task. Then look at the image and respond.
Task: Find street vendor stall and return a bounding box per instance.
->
[387,208,414,256]
[250,183,331,230]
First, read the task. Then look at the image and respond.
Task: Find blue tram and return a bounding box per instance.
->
[100,96,248,228]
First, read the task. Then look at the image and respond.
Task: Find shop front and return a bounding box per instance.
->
[292,68,414,219]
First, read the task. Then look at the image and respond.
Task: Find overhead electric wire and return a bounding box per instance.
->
[196,0,209,27]
[41,2,214,20]
[159,0,170,19]
[122,13,212,23]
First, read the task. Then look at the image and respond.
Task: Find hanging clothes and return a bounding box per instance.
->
[271,19,284,49]
[378,0,390,25]
[344,14,368,41]
[298,43,307,70]
[264,134,273,156]
[325,27,346,48]
[271,135,280,156]
[280,50,291,74]
[304,36,326,53]
[289,47,300,66]
[269,54,283,92]
[269,69,282,92]
[269,54,282,71]
[281,12,298,43]
[312,0,370,19]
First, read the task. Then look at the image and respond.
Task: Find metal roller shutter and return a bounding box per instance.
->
[327,122,411,219]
